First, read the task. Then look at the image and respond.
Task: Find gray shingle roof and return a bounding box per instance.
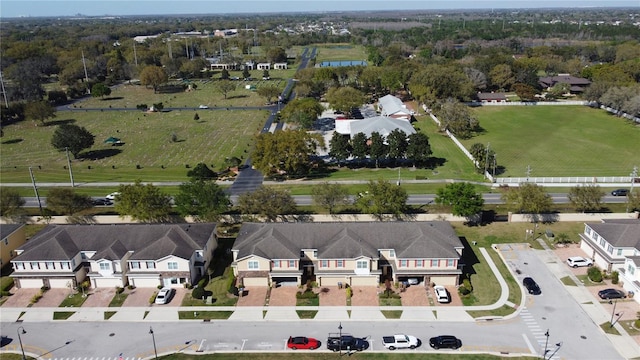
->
[233,222,463,260]
[349,116,416,139]
[588,222,640,249]
[1,224,24,239]
[13,224,216,262]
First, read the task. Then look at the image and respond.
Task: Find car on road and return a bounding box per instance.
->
[567,256,593,268]
[105,192,120,200]
[327,335,369,352]
[433,285,450,303]
[611,189,628,196]
[598,288,626,300]
[154,287,175,304]
[287,336,320,350]
[429,335,462,350]
[523,277,541,295]
[198,105,209,109]
[92,198,112,206]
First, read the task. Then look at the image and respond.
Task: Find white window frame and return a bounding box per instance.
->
[447,259,455,267]
[130,261,140,269]
[167,262,178,270]
[336,260,344,268]
[248,260,259,270]
[146,261,156,269]
[431,259,439,267]
[321,260,329,268]
[399,259,408,268]
[356,260,368,269]
[389,250,396,258]
[288,260,296,268]
[273,260,281,268]
[99,262,110,271]
[415,259,424,267]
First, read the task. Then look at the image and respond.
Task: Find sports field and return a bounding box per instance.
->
[463,106,640,178]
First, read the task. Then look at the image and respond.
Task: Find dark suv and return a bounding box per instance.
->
[523,277,541,295]
[429,335,462,349]
[611,189,628,196]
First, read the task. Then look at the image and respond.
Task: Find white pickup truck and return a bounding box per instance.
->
[381,334,420,350]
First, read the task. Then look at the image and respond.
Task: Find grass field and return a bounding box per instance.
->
[297,43,368,62]
[465,106,640,177]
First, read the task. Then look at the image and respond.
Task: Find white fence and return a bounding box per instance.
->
[473,100,588,106]
[495,176,635,185]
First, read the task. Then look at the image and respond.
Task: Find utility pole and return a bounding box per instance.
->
[81,51,90,94]
[66,147,75,187]
[133,41,138,66]
[628,166,638,213]
[0,70,8,108]
[29,167,44,216]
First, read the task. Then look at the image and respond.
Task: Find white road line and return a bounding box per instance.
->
[522,333,537,355]
[241,339,247,351]
[197,339,206,352]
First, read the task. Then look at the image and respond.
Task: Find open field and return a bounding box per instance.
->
[300,43,368,62]
[0,106,266,183]
[465,106,640,177]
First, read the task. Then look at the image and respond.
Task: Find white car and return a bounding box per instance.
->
[566,256,593,268]
[198,105,209,109]
[433,285,450,303]
[155,288,174,304]
[105,192,120,200]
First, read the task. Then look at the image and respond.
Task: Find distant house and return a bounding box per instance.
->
[377,95,414,120]
[232,222,464,287]
[274,62,288,70]
[11,224,217,289]
[207,57,238,71]
[579,219,640,304]
[0,224,26,270]
[257,63,271,70]
[476,92,507,103]
[539,74,591,93]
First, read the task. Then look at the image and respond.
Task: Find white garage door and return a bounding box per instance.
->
[48,279,73,288]
[131,278,160,288]
[18,279,44,288]
[350,276,377,287]
[432,275,457,286]
[318,276,344,287]
[242,277,269,287]
[94,278,123,288]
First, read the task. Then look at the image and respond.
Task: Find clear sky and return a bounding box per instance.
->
[2,0,638,18]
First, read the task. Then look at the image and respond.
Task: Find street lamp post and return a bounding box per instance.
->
[338,322,343,356]
[543,329,549,359]
[17,326,26,360]
[609,299,618,328]
[546,342,563,359]
[149,326,158,359]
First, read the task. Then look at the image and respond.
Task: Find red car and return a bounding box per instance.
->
[287,336,320,350]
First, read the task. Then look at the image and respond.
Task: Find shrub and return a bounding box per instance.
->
[198,277,209,288]
[115,286,124,294]
[127,285,135,290]
[611,271,619,284]
[192,286,205,299]
[296,290,318,299]
[226,276,236,294]
[30,291,43,304]
[462,278,473,292]
[379,289,401,299]
[136,104,148,111]
[458,286,471,296]
[587,266,603,283]
[1,291,12,297]
[149,292,157,304]
[635,319,640,329]
[346,287,352,298]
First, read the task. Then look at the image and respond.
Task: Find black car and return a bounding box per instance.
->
[598,288,626,300]
[611,189,628,196]
[429,335,462,350]
[523,277,541,295]
[92,198,112,206]
[326,335,369,352]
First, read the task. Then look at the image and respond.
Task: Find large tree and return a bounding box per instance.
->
[355,179,408,220]
[501,183,553,222]
[174,179,231,222]
[350,132,368,162]
[435,182,484,221]
[114,180,172,222]
[251,130,324,177]
[217,79,236,99]
[325,86,365,115]
[279,98,323,129]
[51,124,95,159]
[386,129,407,165]
[24,100,56,126]
[437,100,479,139]
[0,188,25,220]
[46,188,93,216]
[311,182,350,214]
[256,85,281,104]
[568,185,605,212]
[139,65,168,93]
[405,132,432,167]
[369,131,387,168]
[187,163,217,181]
[628,189,640,213]
[237,186,297,221]
[328,132,350,167]
[91,83,112,98]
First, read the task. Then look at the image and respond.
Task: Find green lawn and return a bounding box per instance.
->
[465,106,640,177]
[299,43,368,62]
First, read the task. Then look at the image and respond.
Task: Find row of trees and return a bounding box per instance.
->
[3,180,637,224]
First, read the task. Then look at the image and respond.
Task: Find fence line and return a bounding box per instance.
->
[495,176,635,184]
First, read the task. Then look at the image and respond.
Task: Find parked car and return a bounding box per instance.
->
[326,335,369,352]
[598,288,626,300]
[406,278,419,285]
[287,336,320,350]
[105,192,120,200]
[429,335,462,349]
[92,198,112,206]
[433,285,450,303]
[382,334,420,350]
[523,277,541,295]
[611,189,628,196]
[154,287,175,304]
[566,256,593,268]
[198,105,209,109]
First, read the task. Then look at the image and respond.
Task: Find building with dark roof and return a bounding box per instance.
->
[232,222,464,287]
[1,223,26,270]
[539,74,591,93]
[10,223,217,289]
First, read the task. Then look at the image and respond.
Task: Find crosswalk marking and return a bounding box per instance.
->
[520,307,560,360]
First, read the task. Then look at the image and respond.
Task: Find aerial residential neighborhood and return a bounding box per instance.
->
[0,1,639,359]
